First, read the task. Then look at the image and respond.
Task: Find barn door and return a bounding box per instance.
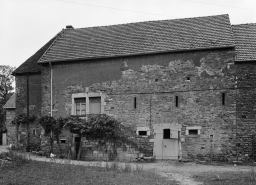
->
[153,125,181,160]
[162,129,179,159]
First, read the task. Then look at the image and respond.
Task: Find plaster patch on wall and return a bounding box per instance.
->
[197,54,227,77]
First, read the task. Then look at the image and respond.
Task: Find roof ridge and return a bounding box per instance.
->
[72,14,229,30]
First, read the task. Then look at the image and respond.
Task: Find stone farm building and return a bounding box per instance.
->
[5,14,256,162]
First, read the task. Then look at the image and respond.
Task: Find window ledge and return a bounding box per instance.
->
[186,135,200,138]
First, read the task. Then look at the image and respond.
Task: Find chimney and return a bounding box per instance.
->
[66,25,74,29]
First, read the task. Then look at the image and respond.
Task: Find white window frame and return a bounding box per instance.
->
[136,127,150,136]
[74,98,86,116]
[60,139,66,144]
[72,92,105,115]
[185,126,201,136]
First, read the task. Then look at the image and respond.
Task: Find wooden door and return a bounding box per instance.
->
[162,138,179,159]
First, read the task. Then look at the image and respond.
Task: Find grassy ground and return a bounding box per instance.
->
[0,152,177,185]
[193,170,256,185]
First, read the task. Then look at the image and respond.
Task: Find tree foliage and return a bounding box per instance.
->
[65,115,122,140]
[39,116,67,140]
[0,65,16,130]
[11,113,36,148]
[11,113,35,127]
[65,115,140,148]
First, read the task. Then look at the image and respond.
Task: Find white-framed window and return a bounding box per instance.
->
[72,92,105,115]
[75,98,86,116]
[185,126,201,136]
[136,127,150,136]
[60,139,66,144]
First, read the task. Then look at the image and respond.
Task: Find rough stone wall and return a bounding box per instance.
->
[41,49,236,161]
[5,109,16,145]
[15,74,42,150]
[236,63,256,161]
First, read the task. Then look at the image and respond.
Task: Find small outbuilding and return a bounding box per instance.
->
[3,93,16,145]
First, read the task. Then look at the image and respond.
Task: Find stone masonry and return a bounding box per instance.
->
[40,48,238,161]
[15,74,42,150]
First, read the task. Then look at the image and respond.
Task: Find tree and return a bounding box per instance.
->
[39,116,67,154]
[0,65,16,131]
[11,114,35,148]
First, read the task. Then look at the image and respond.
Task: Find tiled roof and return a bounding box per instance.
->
[3,93,16,109]
[13,35,58,75]
[232,24,256,62]
[39,14,234,63]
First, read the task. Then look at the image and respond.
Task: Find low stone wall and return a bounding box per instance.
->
[40,129,154,162]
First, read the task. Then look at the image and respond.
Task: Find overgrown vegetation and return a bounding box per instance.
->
[64,115,150,160]
[34,114,151,160]
[39,116,67,153]
[0,151,175,185]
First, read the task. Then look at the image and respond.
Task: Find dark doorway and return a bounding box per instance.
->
[75,137,81,158]
[0,131,2,145]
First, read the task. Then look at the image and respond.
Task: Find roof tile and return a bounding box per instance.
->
[13,35,58,75]
[3,93,16,109]
[232,24,256,61]
[39,14,234,63]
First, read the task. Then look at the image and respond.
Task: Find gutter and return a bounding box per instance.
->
[26,74,30,151]
[49,62,53,117]
[49,62,53,154]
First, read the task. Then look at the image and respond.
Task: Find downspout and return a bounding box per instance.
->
[49,62,53,117]
[49,62,53,153]
[26,74,30,152]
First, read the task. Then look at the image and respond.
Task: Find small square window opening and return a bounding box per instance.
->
[60,139,66,144]
[138,131,147,136]
[163,129,171,139]
[188,129,198,135]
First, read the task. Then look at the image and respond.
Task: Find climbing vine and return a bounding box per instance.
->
[65,115,146,148]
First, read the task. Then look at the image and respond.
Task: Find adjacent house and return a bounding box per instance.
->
[7,14,256,162]
[3,93,16,145]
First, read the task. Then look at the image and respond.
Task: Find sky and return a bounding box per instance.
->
[0,0,256,68]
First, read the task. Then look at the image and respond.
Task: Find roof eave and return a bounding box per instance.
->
[3,107,16,109]
[39,45,236,64]
[235,59,256,64]
[12,71,41,76]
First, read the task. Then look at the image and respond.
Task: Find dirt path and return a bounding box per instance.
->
[142,161,254,185]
